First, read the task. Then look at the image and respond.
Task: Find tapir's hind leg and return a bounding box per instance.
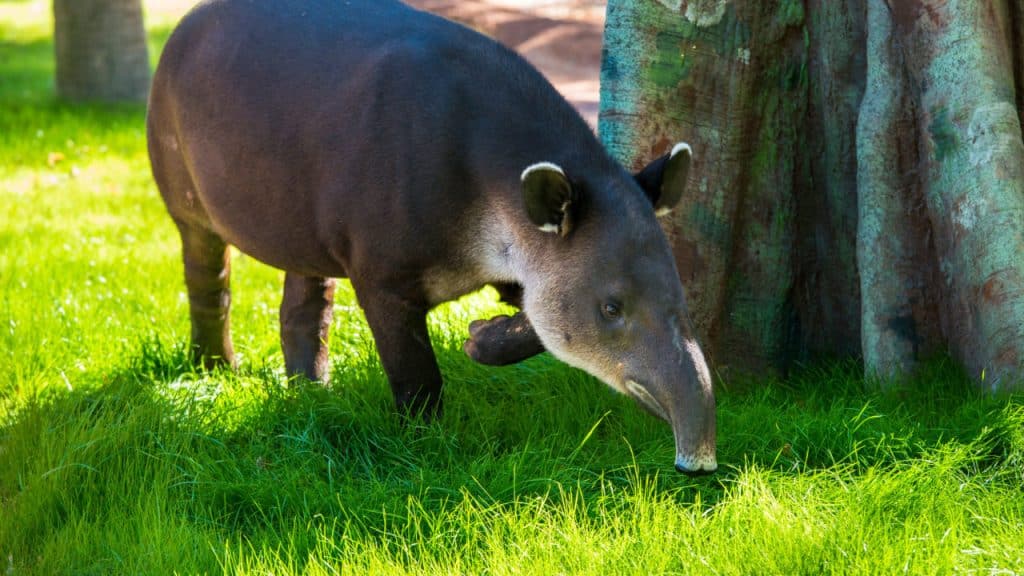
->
[280,273,336,383]
[358,291,443,420]
[177,223,235,370]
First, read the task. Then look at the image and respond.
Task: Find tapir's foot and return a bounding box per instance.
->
[179,222,236,373]
[463,312,546,366]
[280,274,336,386]
[189,331,237,372]
[190,347,237,372]
[396,390,443,424]
[282,357,331,387]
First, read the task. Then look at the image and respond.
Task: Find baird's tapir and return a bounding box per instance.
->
[147,0,716,474]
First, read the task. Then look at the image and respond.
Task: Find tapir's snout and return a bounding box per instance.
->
[669,384,717,476]
[622,332,716,475]
[632,326,717,477]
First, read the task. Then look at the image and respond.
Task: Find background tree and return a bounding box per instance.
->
[53,0,150,103]
[600,0,1024,391]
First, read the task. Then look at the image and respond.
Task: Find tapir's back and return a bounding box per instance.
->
[148,0,596,277]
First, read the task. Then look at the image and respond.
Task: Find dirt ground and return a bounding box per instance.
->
[157,0,605,125]
[404,0,606,126]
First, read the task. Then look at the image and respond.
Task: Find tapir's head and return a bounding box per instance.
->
[516,143,716,475]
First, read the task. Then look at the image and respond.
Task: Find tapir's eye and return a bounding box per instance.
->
[601,301,622,320]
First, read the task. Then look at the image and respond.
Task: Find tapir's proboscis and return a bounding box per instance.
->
[147,0,716,474]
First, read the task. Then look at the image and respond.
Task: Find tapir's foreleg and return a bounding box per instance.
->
[463,283,546,366]
[178,223,235,370]
[280,274,336,383]
[358,291,443,420]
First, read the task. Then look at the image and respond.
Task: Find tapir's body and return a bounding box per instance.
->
[148,0,717,473]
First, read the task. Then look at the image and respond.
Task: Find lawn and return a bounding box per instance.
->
[1,2,1022,574]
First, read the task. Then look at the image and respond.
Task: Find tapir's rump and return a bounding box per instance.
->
[148,0,715,472]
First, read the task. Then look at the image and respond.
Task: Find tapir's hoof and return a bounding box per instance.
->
[397,396,443,425]
[463,313,546,366]
[285,373,330,389]
[191,347,237,372]
[468,316,500,340]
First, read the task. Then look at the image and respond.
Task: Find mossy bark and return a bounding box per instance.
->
[601,0,1024,390]
[801,0,864,359]
[601,1,808,374]
[857,0,943,378]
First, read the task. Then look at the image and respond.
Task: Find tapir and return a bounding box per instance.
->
[146,0,716,474]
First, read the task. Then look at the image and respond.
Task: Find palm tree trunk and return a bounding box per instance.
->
[53,0,150,103]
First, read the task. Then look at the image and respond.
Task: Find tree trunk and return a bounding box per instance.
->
[53,0,150,103]
[600,0,1024,391]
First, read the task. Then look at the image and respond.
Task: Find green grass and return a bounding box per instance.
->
[1,2,1023,574]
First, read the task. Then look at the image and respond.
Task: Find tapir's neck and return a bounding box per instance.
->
[467,150,627,287]
[471,197,533,286]
[455,89,624,292]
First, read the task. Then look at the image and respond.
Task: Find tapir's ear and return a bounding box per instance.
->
[521,162,576,237]
[634,142,692,216]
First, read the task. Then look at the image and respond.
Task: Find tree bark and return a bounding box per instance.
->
[856,0,942,379]
[53,0,150,103]
[600,0,1024,391]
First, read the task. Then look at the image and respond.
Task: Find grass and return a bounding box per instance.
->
[1,1,1023,574]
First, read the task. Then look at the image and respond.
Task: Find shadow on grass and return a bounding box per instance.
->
[0,34,153,163]
[0,334,648,532]
[0,36,53,101]
[3,335,1022,572]
[714,356,1024,478]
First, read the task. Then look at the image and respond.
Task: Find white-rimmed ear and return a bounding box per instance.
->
[521,162,575,237]
[634,141,692,216]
